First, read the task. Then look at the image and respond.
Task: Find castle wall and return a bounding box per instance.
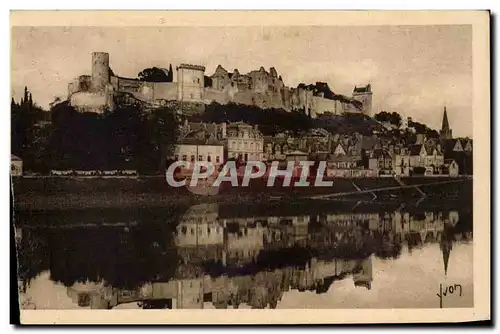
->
[249,71,269,93]
[212,75,230,91]
[204,88,231,104]
[233,91,258,106]
[152,82,178,101]
[70,91,109,113]
[68,82,78,97]
[311,96,344,117]
[110,76,178,102]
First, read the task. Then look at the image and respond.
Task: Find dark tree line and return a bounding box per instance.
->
[191,102,313,136]
[374,111,402,127]
[16,219,181,290]
[11,88,180,175]
[11,87,51,172]
[374,111,440,142]
[46,102,179,174]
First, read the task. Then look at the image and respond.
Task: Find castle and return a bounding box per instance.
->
[67,52,373,117]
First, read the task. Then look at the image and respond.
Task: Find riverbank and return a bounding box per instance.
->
[12,176,472,211]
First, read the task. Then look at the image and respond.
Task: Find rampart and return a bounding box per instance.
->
[66,52,372,116]
[110,76,178,102]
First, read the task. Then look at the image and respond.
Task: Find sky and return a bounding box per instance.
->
[21,242,473,310]
[11,25,472,137]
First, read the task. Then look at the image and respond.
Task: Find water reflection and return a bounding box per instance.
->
[15,201,472,310]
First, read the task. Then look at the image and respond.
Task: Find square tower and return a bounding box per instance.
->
[177,64,206,102]
[352,84,373,116]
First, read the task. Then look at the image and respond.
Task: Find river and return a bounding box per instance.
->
[14,199,473,310]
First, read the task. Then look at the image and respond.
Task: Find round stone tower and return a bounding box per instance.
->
[91,52,110,91]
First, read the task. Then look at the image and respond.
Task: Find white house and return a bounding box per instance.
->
[225,122,264,162]
[11,154,23,176]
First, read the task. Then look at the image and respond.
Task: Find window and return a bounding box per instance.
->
[216,156,220,163]
[182,155,187,161]
[231,141,236,149]
[244,142,248,148]
[197,78,200,84]
[207,155,212,162]
[190,228,194,235]
[174,154,179,161]
[198,155,203,161]
[207,227,211,235]
[77,293,91,307]
[190,155,195,162]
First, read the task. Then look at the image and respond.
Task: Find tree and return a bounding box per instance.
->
[138,67,170,82]
[46,99,179,174]
[23,86,29,105]
[204,75,213,88]
[11,87,50,172]
[390,112,402,127]
[168,64,173,82]
[374,111,401,127]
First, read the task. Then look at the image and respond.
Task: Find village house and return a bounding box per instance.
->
[263,132,298,161]
[173,121,225,168]
[263,128,332,162]
[443,138,473,156]
[408,143,444,174]
[368,148,393,175]
[225,122,264,162]
[285,150,309,163]
[11,154,23,177]
[443,159,460,177]
[392,147,411,176]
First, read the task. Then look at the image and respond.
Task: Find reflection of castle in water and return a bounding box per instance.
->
[62,203,464,309]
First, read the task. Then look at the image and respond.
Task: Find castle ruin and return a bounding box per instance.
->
[67,52,373,117]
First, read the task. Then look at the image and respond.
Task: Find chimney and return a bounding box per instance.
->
[222,122,227,138]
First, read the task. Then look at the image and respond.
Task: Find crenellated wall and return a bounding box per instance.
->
[67,52,371,116]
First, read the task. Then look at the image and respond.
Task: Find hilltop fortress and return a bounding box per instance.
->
[67,52,373,117]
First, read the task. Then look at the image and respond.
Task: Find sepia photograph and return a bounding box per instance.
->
[10,10,490,324]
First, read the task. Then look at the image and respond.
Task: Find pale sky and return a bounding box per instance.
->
[11,25,472,137]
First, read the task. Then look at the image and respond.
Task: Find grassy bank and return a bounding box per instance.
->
[12,176,472,211]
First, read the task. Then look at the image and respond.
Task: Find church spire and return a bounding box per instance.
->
[440,106,452,140]
[441,106,450,131]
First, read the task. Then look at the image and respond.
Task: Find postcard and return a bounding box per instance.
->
[10,10,490,325]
